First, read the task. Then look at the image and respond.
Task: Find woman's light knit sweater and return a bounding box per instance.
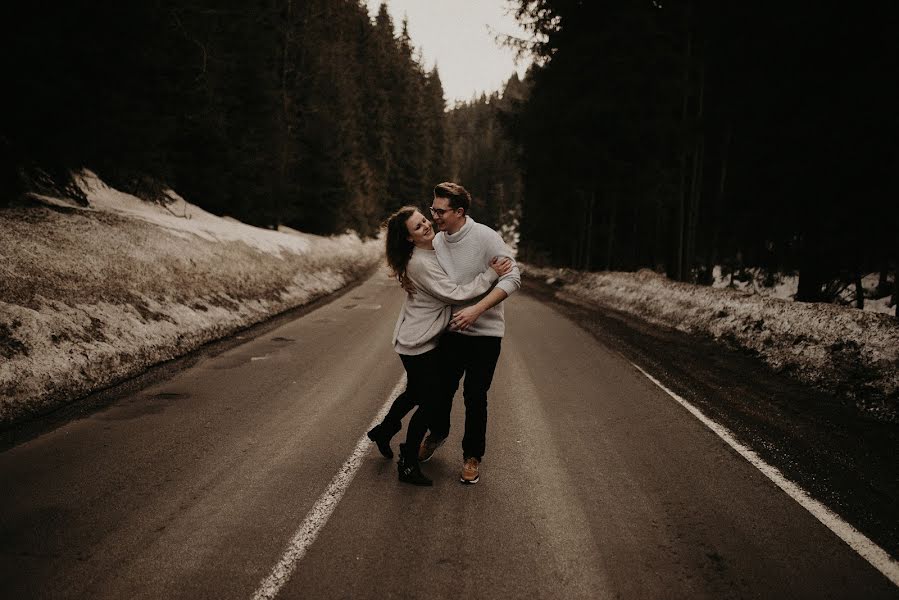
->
[392,246,498,355]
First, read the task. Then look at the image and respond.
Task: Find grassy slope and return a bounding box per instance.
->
[0,176,383,426]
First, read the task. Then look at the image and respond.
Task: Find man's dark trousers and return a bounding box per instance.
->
[430,331,502,460]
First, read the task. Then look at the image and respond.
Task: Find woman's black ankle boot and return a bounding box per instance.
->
[367,423,395,459]
[397,444,433,486]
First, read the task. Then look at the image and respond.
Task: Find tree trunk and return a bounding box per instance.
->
[854,269,864,309]
[653,184,664,272]
[796,232,825,302]
[677,154,686,280]
[894,261,899,319]
[676,4,693,281]
[273,0,297,226]
[605,192,615,271]
[584,189,595,271]
[887,223,897,319]
[573,189,586,268]
[685,61,705,283]
[706,124,731,284]
[877,264,890,296]
[687,135,704,282]
[631,196,640,271]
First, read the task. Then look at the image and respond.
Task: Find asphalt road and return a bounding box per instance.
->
[1,272,896,599]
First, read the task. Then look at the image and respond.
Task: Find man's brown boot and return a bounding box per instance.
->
[460,457,480,484]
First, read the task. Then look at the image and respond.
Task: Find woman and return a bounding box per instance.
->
[367,205,511,485]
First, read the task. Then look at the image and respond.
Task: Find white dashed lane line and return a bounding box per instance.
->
[251,375,406,600]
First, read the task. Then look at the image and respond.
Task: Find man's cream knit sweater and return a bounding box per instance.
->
[433,216,521,338]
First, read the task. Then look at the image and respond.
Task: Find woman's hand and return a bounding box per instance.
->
[490,256,513,276]
[401,278,417,295]
[449,305,483,331]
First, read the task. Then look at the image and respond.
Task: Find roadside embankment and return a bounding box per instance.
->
[0,174,383,426]
[524,265,899,422]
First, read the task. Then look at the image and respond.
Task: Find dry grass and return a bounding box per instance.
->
[525,265,899,422]
[0,183,383,426]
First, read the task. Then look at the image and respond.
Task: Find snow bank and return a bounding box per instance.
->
[710,266,897,316]
[0,173,383,426]
[526,265,899,421]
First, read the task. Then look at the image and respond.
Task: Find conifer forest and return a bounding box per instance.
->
[3,1,898,314]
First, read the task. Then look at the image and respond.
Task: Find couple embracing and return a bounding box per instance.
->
[367,182,521,486]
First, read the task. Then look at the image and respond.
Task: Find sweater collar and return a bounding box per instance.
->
[444,216,475,243]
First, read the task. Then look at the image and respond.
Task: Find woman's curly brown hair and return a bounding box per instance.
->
[384,205,420,293]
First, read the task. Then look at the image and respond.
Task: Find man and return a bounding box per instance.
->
[421,182,521,484]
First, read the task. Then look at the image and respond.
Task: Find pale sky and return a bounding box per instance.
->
[366,0,532,104]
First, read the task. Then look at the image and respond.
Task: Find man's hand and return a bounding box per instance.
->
[449,305,483,331]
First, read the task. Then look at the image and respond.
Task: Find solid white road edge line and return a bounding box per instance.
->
[251,374,407,600]
[630,362,899,588]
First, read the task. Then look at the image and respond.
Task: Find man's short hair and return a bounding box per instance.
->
[433,182,471,215]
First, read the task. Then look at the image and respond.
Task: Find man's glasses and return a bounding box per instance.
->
[429,206,457,216]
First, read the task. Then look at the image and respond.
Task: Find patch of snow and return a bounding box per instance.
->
[712,265,798,301]
[711,265,896,315]
[0,173,384,425]
[80,171,313,256]
[525,265,899,422]
[865,295,896,316]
